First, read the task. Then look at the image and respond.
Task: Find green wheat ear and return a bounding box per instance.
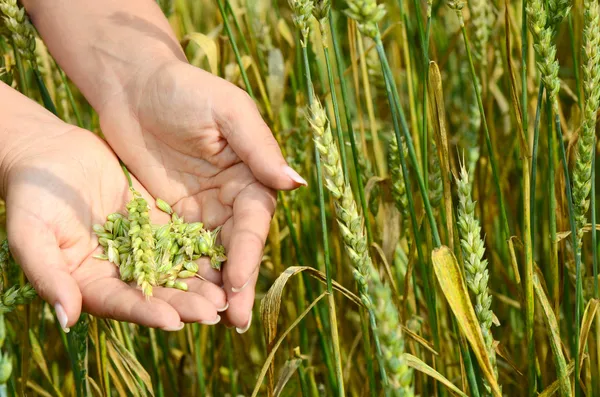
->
[573,0,600,245]
[0,0,37,66]
[344,0,386,39]
[456,159,500,393]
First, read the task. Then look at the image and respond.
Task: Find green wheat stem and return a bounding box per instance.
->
[322,45,349,184]
[329,11,373,245]
[457,16,510,247]
[421,1,433,188]
[374,35,441,355]
[224,0,251,59]
[375,36,441,247]
[547,93,559,315]
[193,324,206,395]
[530,85,544,248]
[216,0,253,97]
[57,66,83,128]
[10,39,27,96]
[300,22,341,392]
[594,138,599,299]
[553,105,582,393]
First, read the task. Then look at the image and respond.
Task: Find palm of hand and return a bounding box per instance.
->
[99,62,280,327]
[5,128,226,330]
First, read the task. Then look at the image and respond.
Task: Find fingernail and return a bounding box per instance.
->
[232,279,251,293]
[201,315,221,325]
[236,313,252,334]
[217,302,229,312]
[162,322,185,332]
[283,166,308,186]
[54,303,70,333]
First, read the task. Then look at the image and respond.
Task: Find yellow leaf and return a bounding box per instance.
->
[578,298,599,376]
[431,246,501,397]
[277,18,294,47]
[181,32,219,75]
[533,268,571,396]
[404,353,467,397]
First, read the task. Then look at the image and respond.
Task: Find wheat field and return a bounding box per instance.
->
[0,0,599,396]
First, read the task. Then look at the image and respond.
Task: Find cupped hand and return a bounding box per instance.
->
[3,121,227,331]
[98,61,306,330]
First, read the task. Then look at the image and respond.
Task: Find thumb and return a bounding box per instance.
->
[7,210,82,332]
[217,91,308,190]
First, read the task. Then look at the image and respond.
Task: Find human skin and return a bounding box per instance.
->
[0,81,229,332]
[21,0,306,331]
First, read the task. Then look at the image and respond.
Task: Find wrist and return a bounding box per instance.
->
[0,83,65,199]
[23,0,187,114]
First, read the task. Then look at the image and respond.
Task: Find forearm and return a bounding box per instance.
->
[0,82,65,198]
[22,0,186,113]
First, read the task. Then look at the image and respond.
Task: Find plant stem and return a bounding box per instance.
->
[329,12,373,244]
[322,41,349,183]
[530,85,544,248]
[458,19,510,247]
[216,0,253,97]
[375,33,441,356]
[552,99,582,394]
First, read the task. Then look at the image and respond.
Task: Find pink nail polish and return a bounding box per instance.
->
[54,303,70,333]
[283,166,308,186]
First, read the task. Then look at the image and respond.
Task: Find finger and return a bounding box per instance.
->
[76,262,183,330]
[194,257,222,285]
[223,268,258,332]
[7,209,82,331]
[152,286,221,324]
[222,183,275,292]
[184,278,228,311]
[216,90,307,191]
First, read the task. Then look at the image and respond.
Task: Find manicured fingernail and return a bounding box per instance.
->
[162,322,185,332]
[236,313,252,334]
[232,279,251,293]
[217,302,229,312]
[201,315,221,325]
[283,166,308,186]
[54,303,70,333]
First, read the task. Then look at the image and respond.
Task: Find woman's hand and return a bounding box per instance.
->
[98,61,305,331]
[22,0,305,331]
[0,85,227,331]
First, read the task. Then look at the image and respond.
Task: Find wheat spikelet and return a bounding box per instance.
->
[288,0,313,43]
[469,0,492,65]
[309,97,413,396]
[344,0,386,39]
[456,162,499,393]
[388,136,410,237]
[573,0,600,246]
[527,0,561,109]
[0,0,37,66]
